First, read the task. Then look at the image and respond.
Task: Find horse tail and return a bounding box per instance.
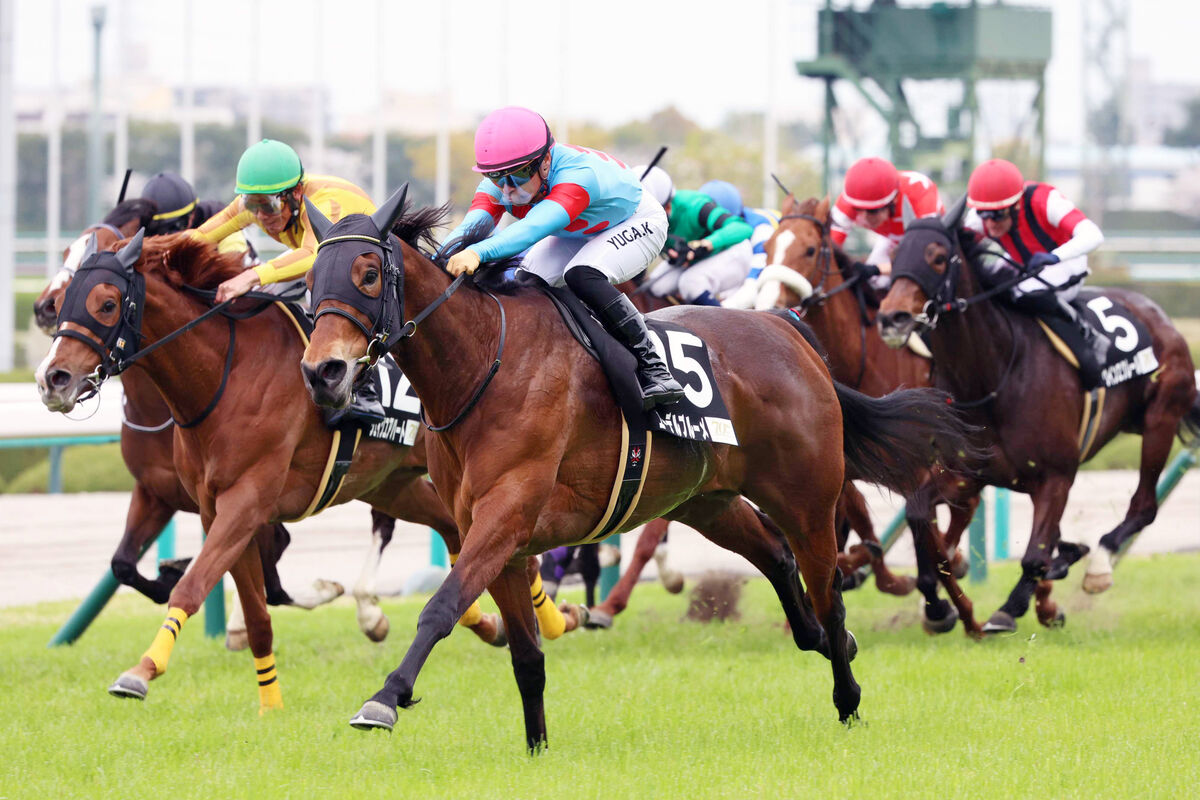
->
[834,382,975,494]
[768,308,975,493]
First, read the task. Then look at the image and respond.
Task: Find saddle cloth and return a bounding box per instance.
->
[1036,290,1159,390]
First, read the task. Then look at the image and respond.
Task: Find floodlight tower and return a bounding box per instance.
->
[796,0,1052,195]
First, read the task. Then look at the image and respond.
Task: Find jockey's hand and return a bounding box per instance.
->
[854,261,881,280]
[1026,252,1060,273]
[215,269,261,303]
[687,239,713,262]
[446,249,481,277]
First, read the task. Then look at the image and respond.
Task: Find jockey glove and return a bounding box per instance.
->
[1026,252,1060,273]
[853,261,881,280]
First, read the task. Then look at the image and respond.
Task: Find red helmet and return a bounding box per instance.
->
[842,157,899,209]
[967,159,1024,210]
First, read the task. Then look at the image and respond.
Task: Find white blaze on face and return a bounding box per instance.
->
[35,336,64,390]
[60,234,91,278]
[768,229,796,270]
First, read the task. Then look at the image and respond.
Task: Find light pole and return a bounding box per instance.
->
[87,5,107,224]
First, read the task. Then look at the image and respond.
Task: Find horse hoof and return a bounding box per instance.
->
[1082,572,1113,594]
[840,569,867,591]
[366,615,390,643]
[225,628,249,652]
[921,604,959,635]
[490,616,508,648]
[562,602,590,631]
[845,630,858,662]
[312,579,345,603]
[1045,608,1066,629]
[108,673,148,700]
[982,611,1017,635]
[660,570,685,594]
[585,609,614,630]
[349,700,396,732]
[877,574,917,597]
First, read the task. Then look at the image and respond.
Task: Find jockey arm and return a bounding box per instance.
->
[1043,189,1104,263]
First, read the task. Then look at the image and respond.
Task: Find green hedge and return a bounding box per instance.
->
[4,443,134,494]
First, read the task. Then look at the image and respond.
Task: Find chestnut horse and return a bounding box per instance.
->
[877,199,1200,633]
[299,186,976,749]
[33,211,356,639]
[35,231,578,712]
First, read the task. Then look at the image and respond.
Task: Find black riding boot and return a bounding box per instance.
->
[1054,295,1110,373]
[565,265,685,410]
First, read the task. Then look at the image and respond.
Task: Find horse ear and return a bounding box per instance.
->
[115,228,145,270]
[816,195,831,223]
[781,194,797,215]
[305,197,333,243]
[81,232,99,266]
[369,182,409,241]
[942,194,968,230]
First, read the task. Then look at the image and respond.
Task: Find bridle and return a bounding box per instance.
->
[307,187,507,432]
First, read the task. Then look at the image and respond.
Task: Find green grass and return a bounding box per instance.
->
[2,555,1198,799]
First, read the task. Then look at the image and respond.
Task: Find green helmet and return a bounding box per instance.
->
[235,139,304,195]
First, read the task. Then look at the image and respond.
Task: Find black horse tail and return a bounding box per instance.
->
[834,382,976,494]
[768,308,976,493]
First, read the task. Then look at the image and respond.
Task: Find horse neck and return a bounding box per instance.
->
[928,262,1016,403]
[119,367,172,423]
[804,279,865,384]
[388,249,503,426]
[133,278,238,426]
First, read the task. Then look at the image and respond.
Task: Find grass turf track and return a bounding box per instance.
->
[1,554,1197,800]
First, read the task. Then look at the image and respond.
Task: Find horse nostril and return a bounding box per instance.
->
[47,369,71,390]
[318,360,347,386]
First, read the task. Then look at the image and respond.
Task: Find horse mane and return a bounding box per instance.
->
[103,199,156,230]
[419,207,529,296]
[137,232,247,290]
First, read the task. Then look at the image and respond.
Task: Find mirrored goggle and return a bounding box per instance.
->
[976,208,1011,220]
[483,159,542,188]
[243,193,286,215]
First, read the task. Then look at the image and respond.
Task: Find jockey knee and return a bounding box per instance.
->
[677,272,715,303]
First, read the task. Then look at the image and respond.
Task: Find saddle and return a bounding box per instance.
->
[1035,290,1159,390]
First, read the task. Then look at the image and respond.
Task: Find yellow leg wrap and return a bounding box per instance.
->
[255,653,284,713]
[458,600,484,627]
[143,607,189,675]
[530,573,566,640]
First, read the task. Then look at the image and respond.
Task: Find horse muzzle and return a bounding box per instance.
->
[876,311,918,350]
[301,358,355,409]
[36,365,85,413]
[34,297,59,336]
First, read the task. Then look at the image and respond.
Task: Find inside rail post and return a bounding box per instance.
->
[968,492,988,583]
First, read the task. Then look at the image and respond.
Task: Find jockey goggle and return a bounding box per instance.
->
[976,207,1014,221]
[242,192,288,216]
[482,158,543,188]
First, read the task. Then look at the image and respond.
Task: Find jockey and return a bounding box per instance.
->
[442,106,684,410]
[965,157,1108,366]
[192,139,375,303]
[191,139,383,423]
[831,156,944,287]
[696,180,782,309]
[142,172,253,259]
[638,168,754,307]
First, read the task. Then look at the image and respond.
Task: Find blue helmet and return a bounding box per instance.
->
[699,180,744,217]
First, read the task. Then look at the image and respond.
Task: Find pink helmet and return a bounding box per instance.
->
[472,106,554,173]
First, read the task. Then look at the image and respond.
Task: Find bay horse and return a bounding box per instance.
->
[34,231,582,712]
[877,199,1200,633]
[299,186,976,749]
[752,195,992,622]
[33,213,366,642]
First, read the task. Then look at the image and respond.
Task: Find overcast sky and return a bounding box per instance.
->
[11,0,1200,149]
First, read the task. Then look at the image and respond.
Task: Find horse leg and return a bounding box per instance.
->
[985,476,1071,634]
[490,561,549,754]
[108,482,269,700]
[746,493,860,722]
[671,495,831,659]
[109,483,179,604]
[1085,404,1182,593]
[907,481,981,637]
[578,543,601,608]
[590,518,670,628]
[651,522,685,594]
[350,490,530,733]
[839,481,915,596]
[351,509,392,643]
[225,545,283,713]
[942,494,979,580]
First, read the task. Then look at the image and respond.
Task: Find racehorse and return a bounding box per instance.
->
[33,213,370,644]
[298,186,976,749]
[752,195,993,615]
[877,199,1200,633]
[34,230,578,711]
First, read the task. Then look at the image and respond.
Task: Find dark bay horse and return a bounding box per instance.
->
[877,199,1200,633]
[34,231,558,712]
[299,186,976,749]
[756,196,992,622]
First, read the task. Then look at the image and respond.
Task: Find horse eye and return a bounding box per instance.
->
[363,269,379,286]
[101,300,117,313]
[805,246,816,257]
[934,255,947,266]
